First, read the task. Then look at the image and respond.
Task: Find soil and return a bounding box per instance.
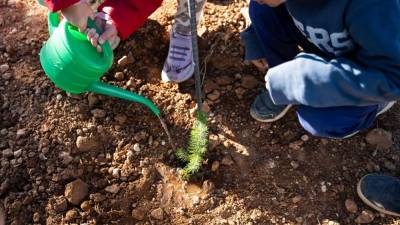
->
[1,0,400,224]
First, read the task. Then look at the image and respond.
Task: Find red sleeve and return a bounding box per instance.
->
[98,0,163,40]
[44,0,79,12]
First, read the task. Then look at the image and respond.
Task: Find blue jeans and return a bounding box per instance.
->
[249,2,378,138]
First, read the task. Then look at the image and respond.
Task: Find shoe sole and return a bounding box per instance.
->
[250,105,292,123]
[376,101,396,117]
[161,63,195,83]
[357,175,400,217]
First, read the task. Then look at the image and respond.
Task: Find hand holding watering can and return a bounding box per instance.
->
[38,1,160,116]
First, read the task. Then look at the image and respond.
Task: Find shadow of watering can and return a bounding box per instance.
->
[39,12,160,116]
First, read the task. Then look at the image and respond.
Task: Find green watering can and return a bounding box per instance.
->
[39,11,160,116]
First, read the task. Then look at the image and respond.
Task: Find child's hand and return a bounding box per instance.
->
[251,58,269,72]
[85,12,120,52]
[61,0,94,32]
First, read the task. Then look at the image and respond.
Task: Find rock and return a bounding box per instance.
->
[33,212,40,223]
[91,109,106,118]
[76,136,100,152]
[365,128,393,149]
[290,161,299,169]
[88,93,99,107]
[221,155,234,166]
[0,64,9,73]
[65,209,78,221]
[292,195,302,204]
[241,75,258,89]
[80,201,92,212]
[321,182,327,193]
[207,90,221,101]
[322,219,340,225]
[115,114,127,125]
[133,143,141,152]
[53,197,68,212]
[234,87,246,98]
[112,168,120,178]
[202,101,211,113]
[2,73,11,80]
[64,179,89,205]
[204,80,219,94]
[150,208,164,220]
[355,210,375,224]
[132,208,146,221]
[16,129,26,139]
[90,193,106,203]
[117,55,133,66]
[13,149,22,158]
[211,161,220,172]
[215,75,234,86]
[105,184,120,194]
[301,135,309,142]
[345,199,358,214]
[2,149,13,158]
[134,131,148,142]
[114,72,125,81]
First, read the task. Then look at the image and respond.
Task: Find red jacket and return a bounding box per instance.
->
[44,0,162,39]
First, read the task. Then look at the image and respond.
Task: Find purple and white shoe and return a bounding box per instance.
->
[161,31,195,83]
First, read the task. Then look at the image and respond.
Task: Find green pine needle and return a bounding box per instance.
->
[176,111,209,180]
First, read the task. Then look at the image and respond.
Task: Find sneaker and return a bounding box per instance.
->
[357,174,400,217]
[377,101,396,117]
[161,31,195,83]
[250,90,292,122]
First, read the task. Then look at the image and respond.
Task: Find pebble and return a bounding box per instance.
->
[76,136,100,152]
[365,128,393,149]
[241,75,258,89]
[114,72,125,81]
[133,143,141,152]
[16,129,26,139]
[91,109,106,118]
[292,195,302,204]
[215,75,233,86]
[150,208,164,220]
[211,161,220,172]
[65,209,79,221]
[355,210,375,224]
[0,63,9,73]
[321,182,327,193]
[88,93,99,107]
[53,197,68,212]
[64,179,89,205]
[56,94,62,100]
[290,161,299,169]
[132,208,146,220]
[80,201,92,212]
[105,184,120,194]
[2,149,13,158]
[115,114,127,125]
[345,199,358,214]
[13,149,22,158]
[2,73,11,80]
[383,159,396,171]
[301,134,309,142]
[112,168,120,178]
[207,90,221,101]
[33,212,40,223]
[117,55,132,66]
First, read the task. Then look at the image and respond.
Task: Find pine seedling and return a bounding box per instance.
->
[176,111,208,180]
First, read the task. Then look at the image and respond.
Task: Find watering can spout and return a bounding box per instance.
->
[88,81,161,116]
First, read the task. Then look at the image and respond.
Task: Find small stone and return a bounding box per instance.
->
[91,109,106,118]
[241,75,258,89]
[105,184,120,194]
[132,208,146,220]
[114,72,125,81]
[290,161,299,169]
[133,143,141,152]
[56,94,62,100]
[13,149,22,158]
[204,80,219,94]
[365,128,393,149]
[64,179,89,205]
[2,149,13,158]
[202,101,211,113]
[117,55,131,66]
[80,201,92,212]
[0,64,9,73]
[322,219,340,225]
[90,193,106,203]
[33,212,40,223]
[292,195,302,204]
[76,136,100,152]
[65,209,78,221]
[207,90,221,101]
[345,199,358,214]
[301,135,309,142]
[134,131,148,142]
[88,93,99,107]
[221,155,234,166]
[16,129,26,139]
[112,168,120,178]
[115,114,127,125]
[321,183,327,193]
[355,210,375,224]
[215,75,233,86]
[211,161,220,172]
[53,197,68,212]
[150,208,164,220]
[2,73,11,80]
